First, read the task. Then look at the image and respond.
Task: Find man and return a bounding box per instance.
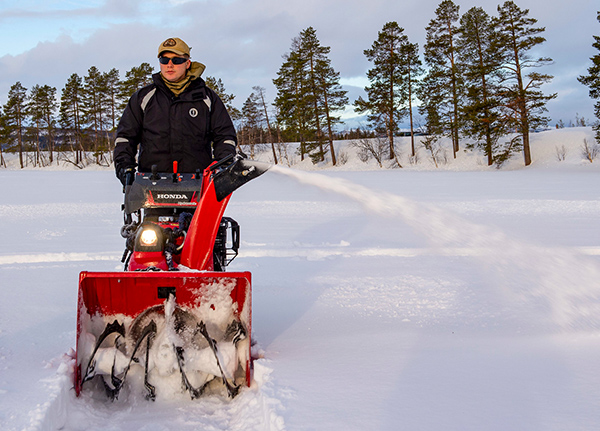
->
[114,37,238,184]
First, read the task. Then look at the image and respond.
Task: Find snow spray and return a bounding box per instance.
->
[271,165,600,331]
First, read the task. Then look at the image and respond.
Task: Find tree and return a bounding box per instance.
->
[0,107,7,167]
[205,76,240,121]
[417,67,445,140]
[422,0,463,159]
[313,48,348,165]
[29,85,45,165]
[458,6,505,165]
[295,27,331,163]
[273,39,314,160]
[494,0,556,166]
[118,63,154,110]
[4,82,28,168]
[82,66,111,163]
[82,66,103,149]
[578,11,600,144]
[274,27,346,164]
[28,84,58,165]
[60,73,85,165]
[354,21,409,161]
[104,68,121,131]
[399,39,423,157]
[252,86,278,164]
[240,91,263,158]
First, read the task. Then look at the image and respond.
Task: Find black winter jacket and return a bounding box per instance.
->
[114,73,237,178]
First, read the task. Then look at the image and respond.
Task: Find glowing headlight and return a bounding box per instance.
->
[140,228,159,247]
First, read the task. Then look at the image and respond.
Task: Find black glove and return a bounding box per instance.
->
[118,167,135,187]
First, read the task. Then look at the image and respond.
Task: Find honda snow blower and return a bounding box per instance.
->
[75,155,268,400]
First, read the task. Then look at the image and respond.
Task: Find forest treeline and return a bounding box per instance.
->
[1,0,599,169]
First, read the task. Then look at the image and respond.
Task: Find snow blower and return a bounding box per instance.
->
[75,155,268,400]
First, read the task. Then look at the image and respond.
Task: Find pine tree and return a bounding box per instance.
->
[273,40,314,160]
[29,84,44,165]
[104,68,120,131]
[82,66,104,154]
[313,51,348,165]
[82,66,113,162]
[422,0,463,158]
[205,76,240,121]
[578,11,600,144]
[354,21,409,161]
[458,6,505,166]
[0,107,7,167]
[494,0,556,166]
[417,70,445,138]
[291,28,323,161]
[274,28,346,164]
[240,91,263,158]
[4,82,28,168]
[60,73,85,164]
[118,63,154,110]
[28,84,58,165]
[399,39,423,157]
[296,27,330,163]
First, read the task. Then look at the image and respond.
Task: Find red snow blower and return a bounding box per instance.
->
[75,155,268,400]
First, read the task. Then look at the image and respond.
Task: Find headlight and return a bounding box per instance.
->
[140,228,159,247]
[134,223,164,252]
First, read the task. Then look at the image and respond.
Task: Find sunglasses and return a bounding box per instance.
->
[159,56,188,65]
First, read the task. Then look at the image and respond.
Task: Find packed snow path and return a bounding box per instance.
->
[1,162,600,430]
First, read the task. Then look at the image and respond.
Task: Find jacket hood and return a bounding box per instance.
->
[188,61,206,79]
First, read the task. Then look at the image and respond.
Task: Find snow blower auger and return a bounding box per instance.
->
[75,155,268,401]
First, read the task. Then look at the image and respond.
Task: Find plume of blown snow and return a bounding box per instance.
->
[271,165,600,331]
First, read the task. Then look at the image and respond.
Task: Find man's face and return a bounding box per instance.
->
[159,52,191,83]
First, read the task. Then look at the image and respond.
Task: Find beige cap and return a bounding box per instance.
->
[158,37,191,57]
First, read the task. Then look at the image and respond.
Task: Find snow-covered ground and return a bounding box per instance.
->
[1,128,600,430]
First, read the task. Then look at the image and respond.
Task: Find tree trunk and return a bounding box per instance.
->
[512,27,531,166]
[522,119,532,166]
[408,83,415,157]
[18,125,24,169]
[388,124,395,160]
[258,90,278,165]
[326,117,337,166]
[448,18,460,158]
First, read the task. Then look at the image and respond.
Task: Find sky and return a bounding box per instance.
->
[0,0,598,129]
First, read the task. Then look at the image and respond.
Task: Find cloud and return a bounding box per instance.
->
[0,0,597,127]
[0,0,142,21]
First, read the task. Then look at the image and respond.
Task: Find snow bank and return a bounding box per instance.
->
[2,127,599,173]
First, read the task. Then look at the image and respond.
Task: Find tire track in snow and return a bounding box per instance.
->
[2,246,599,267]
[0,203,118,220]
[0,252,122,266]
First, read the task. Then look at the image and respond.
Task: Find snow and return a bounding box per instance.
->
[1,128,600,430]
